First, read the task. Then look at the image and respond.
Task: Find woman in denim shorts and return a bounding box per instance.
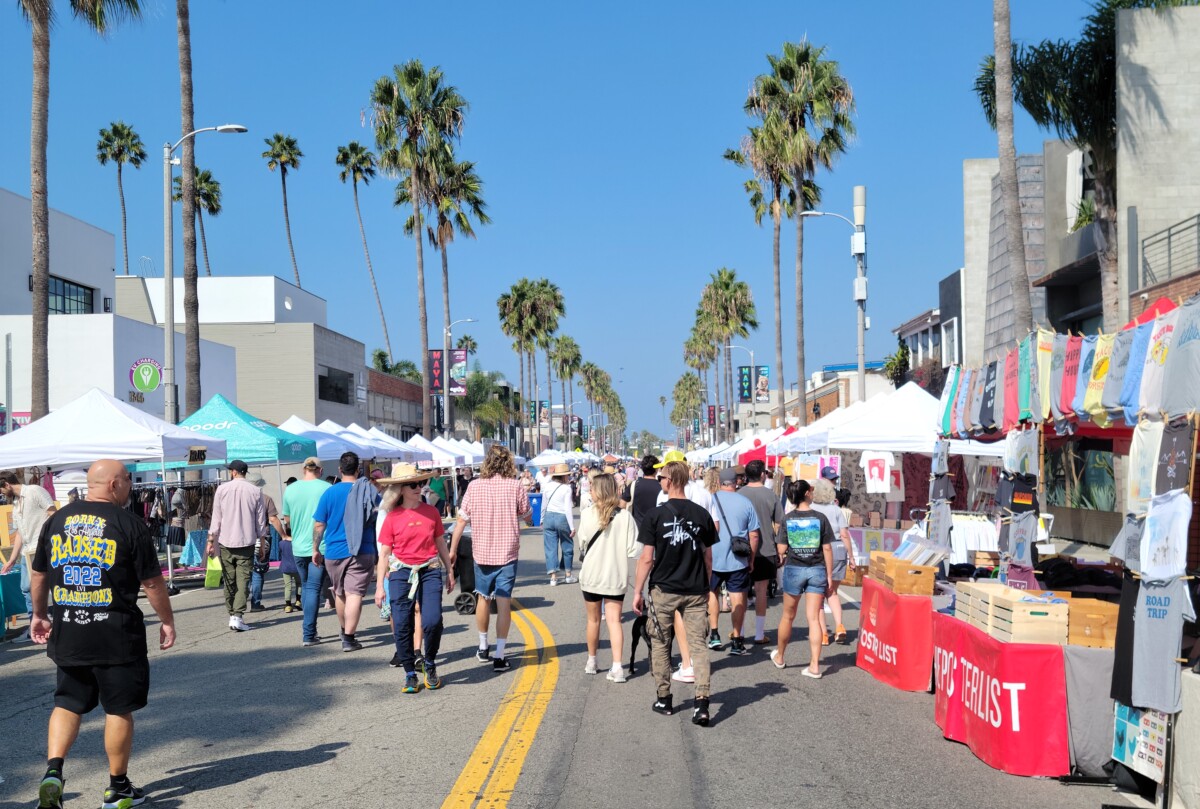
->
[770,480,835,679]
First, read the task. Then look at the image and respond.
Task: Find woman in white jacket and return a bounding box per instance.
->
[577,473,640,682]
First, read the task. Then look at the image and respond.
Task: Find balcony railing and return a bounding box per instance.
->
[1142,213,1200,289]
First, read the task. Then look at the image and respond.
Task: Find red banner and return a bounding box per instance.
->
[855,576,934,691]
[932,613,1070,777]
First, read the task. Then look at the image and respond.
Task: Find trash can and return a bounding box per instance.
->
[528,493,543,527]
[454,532,476,615]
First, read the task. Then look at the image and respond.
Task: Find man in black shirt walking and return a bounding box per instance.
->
[633,460,717,726]
[31,460,176,809]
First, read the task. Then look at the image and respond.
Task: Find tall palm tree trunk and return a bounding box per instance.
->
[280,171,301,289]
[29,9,50,420]
[117,162,130,275]
[771,201,785,427]
[546,350,554,448]
[1095,159,1120,333]
[412,178,431,438]
[795,192,808,423]
[196,208,212,276]
[994,0,1032,336]
[516,350,525,454]
[353,181,390,362]
[561,373,568,449]
[441,246,452,437]
[725,339,735,439]
[178,0,201,419]
[531,350,540,451]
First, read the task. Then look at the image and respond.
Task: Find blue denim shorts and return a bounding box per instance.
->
[474,561,518,600]
[782,564,827,596]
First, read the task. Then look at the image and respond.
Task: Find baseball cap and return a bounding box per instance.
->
[820,465,840,481]
[227,460,249,475]
[719,467,740,484]
[653,450,687,469]
[732,464,746,476]
[245,472,266,487]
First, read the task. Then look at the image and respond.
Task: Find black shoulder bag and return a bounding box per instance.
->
[713,493,753,557]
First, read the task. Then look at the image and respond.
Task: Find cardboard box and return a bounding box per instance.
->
[849,514,864,528]
[838,564,868,587]
[1068,598,1120,649]
[868,512,882,528]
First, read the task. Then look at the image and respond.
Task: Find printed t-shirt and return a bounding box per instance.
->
[1156,418,1194,496]
[940,366,961,437]
[1102,328,1134,423]
[14,483,55,558]
[779,456,795,479]
[1121,321,1155,424]
[710,490,760,572]
[1018,333,1034,421]
[31,501,162,666]
[860,451,896,494]
[1109,513,1144,572]
[1037,328,1055,421]
[459,477,529,566]
[1131,578,1196,714]
[926,500,953,547]
[1006,510,1038,566]
[929,475,956,502]
[932,438,950,476]
[281,479,331,557]
[1060,335,1083,417]
[955,367,973,437]
[979,361,999,431]
[738,484,785,557]
[623,478,665,530]
[1141,489,1191,580]
[1002,348,1020,432]
[1140,308,1181,415]
[1129,420,1164,516]
[968,369,985,434]
[313,482,354,558]
[1161,295,1200,417]
[1071,335,1097,421]
[1004,428,1039,475]
[638,498,717,596]
[1083,333,1114,428]
[377,502,442,565]
[781,508,834,567]
[1049,334,1068,421]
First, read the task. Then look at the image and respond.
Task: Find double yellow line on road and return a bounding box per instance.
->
[441,599,559,809]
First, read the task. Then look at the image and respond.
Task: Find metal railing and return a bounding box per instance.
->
[1141,213,1200,289]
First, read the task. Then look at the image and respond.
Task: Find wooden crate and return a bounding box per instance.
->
[971,550,1000,567]
[987,588,1068,645]
[1068,598,1120,649]
[838,565,867,587]
[867,551,936,596]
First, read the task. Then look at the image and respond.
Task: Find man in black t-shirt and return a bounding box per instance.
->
[622,455,664,529]
[30,460,176,809]
[633,460,717,726]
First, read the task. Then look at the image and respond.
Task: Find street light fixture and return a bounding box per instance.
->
[443,317,476,437]
[799,185,868,403]
[162,124,247,423]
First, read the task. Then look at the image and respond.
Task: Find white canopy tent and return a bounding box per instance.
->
[365,427,432,464]
[687,441,729,464]
[338,423,410,461]
[711,426,788,463]
[770,399,873,455]
[315,419,394,459]
[443,437,483,464]
[431,436,469,465]
[527,449,567,468]
[278,416,364,461]
[407,434,460,469]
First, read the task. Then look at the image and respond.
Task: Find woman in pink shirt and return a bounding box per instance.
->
[374,465,456,694]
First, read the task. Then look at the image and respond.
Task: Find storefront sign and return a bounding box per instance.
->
[932,613,1070,777]
[856,577,934,691]
[129,358,162,393]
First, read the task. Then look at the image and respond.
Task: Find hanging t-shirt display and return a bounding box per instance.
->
[1005,510,1038,566]
[940,365,961,438]
[926,500,953,548]
[1140,489,1191,580]
[1027,331,1043,423]
[1071,335,1098,422]
[932,438,950,477]
[1049,334,1068,421]
[1131,578,1196,714]
[1082,333,1114,428]
[1155,417,1194,495]
[1129,420,1164,516]
[860,451,897,494]
[1003,428,1039,475]
[1111,572,1140,705]
[1007,472,1039,514]
[1003,348,1020,433]
[1060,335,1083,417]
[995,473,1015,514]
[968,368,986,434]
[1139,308,1181,416]
[1161,294,1200,418]
[929,474,956,502]
[1102,327,1134,425]
[981,360,1000,432]
[954,367,973,438]
[1121,321,1154,425]
[1018,333,1034,421]
[1108,513,1144,572]
[1037,328,1055,421]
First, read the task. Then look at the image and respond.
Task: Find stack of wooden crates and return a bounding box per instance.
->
[954,581,1118,647]
[868,551,937,596]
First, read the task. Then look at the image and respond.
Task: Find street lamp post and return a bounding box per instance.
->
[163,124,247,423]
[728,344,755,433]
[799,185,868,403]
[443,317,477,437]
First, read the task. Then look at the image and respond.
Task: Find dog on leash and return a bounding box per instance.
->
[628,614,653,675]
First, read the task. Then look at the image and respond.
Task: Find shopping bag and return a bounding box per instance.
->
[204,555,223,589]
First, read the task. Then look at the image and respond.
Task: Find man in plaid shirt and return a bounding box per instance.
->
[450,445,530,672]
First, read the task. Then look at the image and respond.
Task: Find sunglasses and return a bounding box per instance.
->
[402,482,423,490]
[655,475,667,482]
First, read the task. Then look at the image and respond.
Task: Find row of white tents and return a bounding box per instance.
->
[686,382,1005,465]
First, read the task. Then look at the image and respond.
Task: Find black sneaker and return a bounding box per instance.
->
[303,638,321,647]
[424,662,442,690]
[492,657,511,672]
[38,770,63,808]
[388,653,403,668]
[707,629,722,650]
[728,637,749,656]
[652,695,674,716]
[249,602,267,612]
[342,637,363,653]
[101,781,146,808]
[692,698,710,726]
[476,647,490,663]
[401,673,420,694]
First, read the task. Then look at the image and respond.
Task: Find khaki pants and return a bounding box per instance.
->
[220,545,254,617]
[649,587,710,699]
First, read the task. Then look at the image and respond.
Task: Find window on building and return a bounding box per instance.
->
[47,276,94,314]
[940,318,959,367]
[318,366,353,405]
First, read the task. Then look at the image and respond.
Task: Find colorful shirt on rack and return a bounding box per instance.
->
[1060,335,1083,417]
[979,361,999,431]
[1103,328,1134,424]
[932,438,950,477]
[1017,334,1033,421]
[1071,336,1098,422]
[1004,510,1038,567]
[1129,420,1164,516]
[1083,333,1114,428]
[1121,321,1155,425]
[1161,294,1200,418]
[1049,334,1068,421]
[1109,513,1144,573]
[940,366,961,437]
[1140,308,1181,416]
[926,500,953,547]
[1003,348,1020,433]
[1141,489,1191,580]
[1037,329,1055,421]
[954,367,973,437]
[1156,418,1194,496]
[968,368,986,434]
[1131,577,1195,714]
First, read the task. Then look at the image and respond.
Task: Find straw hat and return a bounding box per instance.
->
[376,463,436,485]
[549,462,571,477]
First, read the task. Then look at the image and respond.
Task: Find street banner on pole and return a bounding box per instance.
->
[428,350,444,394]
[448,349,468,396]
[707,405,716,426]
[738,366,752,402]
[755,365,770,403]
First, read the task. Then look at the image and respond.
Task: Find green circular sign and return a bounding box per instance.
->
[129,358,162,393]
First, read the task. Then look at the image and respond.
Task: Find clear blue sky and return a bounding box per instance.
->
[0,1,1092,436]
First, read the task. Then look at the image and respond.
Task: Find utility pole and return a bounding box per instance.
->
[853,185,868,403]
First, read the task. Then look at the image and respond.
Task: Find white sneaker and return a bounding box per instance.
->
[584,657,598,675]
[230,616,253,632]
[549,577,559,587]
[671,665,695,683]
[607,665,627,683]
[11,628,32,643]
[562,575,578,585]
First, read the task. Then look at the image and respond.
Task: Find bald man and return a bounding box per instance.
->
[30,459,175,809]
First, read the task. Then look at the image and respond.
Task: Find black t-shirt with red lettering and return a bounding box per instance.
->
[32,500,161,666]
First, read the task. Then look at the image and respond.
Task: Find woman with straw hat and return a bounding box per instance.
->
[374,464,456,694]
[542,462,577,586]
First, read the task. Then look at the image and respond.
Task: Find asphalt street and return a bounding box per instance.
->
[0,523,1135,809]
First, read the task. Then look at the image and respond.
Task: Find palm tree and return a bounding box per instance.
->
[262,133,303,288]
[531,279,565,447]
[173,167,221,276]
[335,141,390,362]
[659,395,667,436]
[456,334,478,356]
[499,279,535,453]
[96,120,146,276]
[671,373,702,448]
[177,0,202,417]
[726,113,793,427]
[20,0,141,420]
[371,349,422,383]
[701,268,758,440]
[372,59,468,439]
[750,40,855,423]
[553,336,582,448]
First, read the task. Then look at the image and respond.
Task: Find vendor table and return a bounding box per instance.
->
[933,612,1071,777]
[856,576,934,691]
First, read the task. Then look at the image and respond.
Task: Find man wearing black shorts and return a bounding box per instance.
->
[706,468,761,655]
[31,459,176,809]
